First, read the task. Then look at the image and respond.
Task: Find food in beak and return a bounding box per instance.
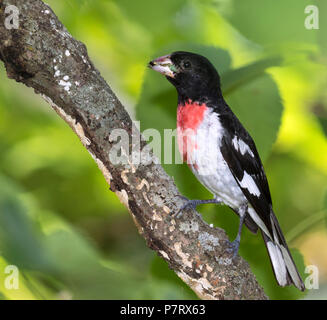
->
[148,54,176,78]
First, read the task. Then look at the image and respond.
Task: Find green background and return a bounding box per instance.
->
[0,0,326,299]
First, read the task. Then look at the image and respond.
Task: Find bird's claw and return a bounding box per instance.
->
[173,199,198,218]
[173,196,205,218]
[173,196,222,218]
[222,239,240,258]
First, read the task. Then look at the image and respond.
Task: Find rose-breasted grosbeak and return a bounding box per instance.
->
[149,51,304,291]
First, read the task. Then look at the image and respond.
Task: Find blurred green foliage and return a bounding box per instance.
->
[0,0,326,299]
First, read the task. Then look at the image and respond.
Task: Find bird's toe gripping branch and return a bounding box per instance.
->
[173,196,222,218]
[224,239,241,258]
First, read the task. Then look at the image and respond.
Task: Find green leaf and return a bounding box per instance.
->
[312,103,327,138]
[215,0,318,46]
[0,175,141,299]
[318,117,327,136]
[317,1,327,54]
[116,0,186,33]
[221,56,283,159]
[0,178,54,272]
[223,72,283,160]
[222,56,282,95]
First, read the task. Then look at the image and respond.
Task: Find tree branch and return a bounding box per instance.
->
[0,0,267,300]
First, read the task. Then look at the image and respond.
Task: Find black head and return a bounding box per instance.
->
[149,51,222,104]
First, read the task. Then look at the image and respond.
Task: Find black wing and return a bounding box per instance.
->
[219,110,305,290]
[219,112,274,236]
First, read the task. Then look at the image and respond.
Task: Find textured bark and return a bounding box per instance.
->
[0,0,268,299]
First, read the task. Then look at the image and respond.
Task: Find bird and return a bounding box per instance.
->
[148,51,305,291]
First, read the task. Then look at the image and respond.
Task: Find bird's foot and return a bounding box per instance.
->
[173,196,221,218]
[223,239,240,258]
[173,197,201,218]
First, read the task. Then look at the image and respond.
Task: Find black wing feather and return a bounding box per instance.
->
[219,112,273,235]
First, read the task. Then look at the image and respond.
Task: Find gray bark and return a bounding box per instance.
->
[0,0,268,299]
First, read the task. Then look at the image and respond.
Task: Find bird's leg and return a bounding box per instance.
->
[174,195,222,218]
[225,204,248,257]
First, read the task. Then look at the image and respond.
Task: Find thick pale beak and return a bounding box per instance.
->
[148,54,176,78]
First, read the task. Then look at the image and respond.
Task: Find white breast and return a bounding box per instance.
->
[186,109,247,209]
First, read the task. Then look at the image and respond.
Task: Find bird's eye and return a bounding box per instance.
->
[183,61,191,69]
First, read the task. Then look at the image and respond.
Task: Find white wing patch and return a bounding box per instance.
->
[232,136,254,157]
[239,171,261,197]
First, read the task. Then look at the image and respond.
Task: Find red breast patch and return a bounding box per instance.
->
[177,100,208,163]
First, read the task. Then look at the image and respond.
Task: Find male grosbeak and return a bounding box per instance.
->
[149,51,304,291]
